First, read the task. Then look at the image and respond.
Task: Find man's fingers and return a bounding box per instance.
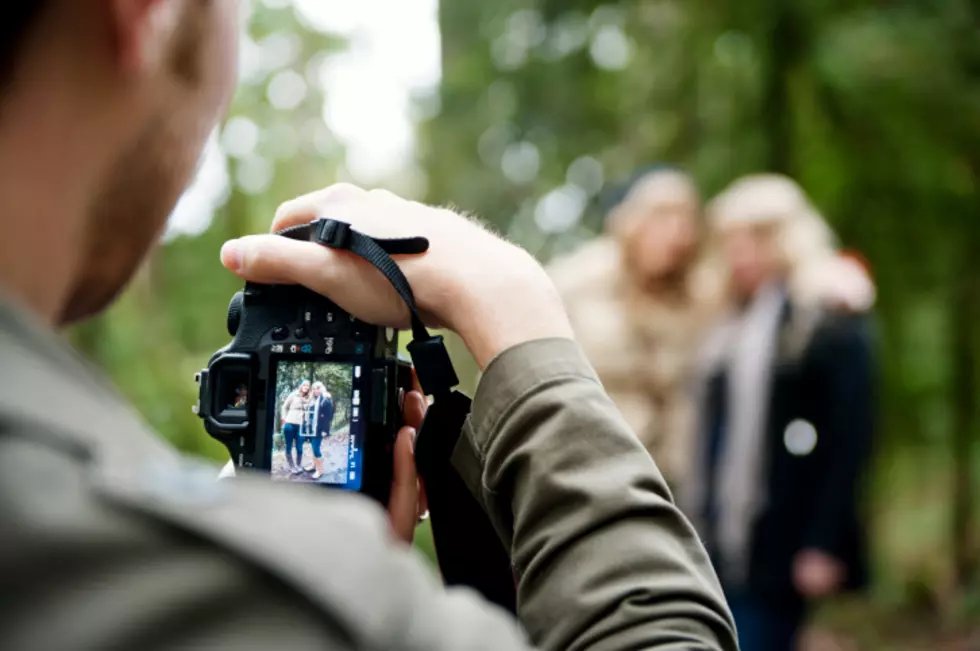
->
[271,183,367,233]
[402,391,426,432]
[221,234,338,286]
[410,368,424,396]
[388,426,419,544]
[220,230,413,330]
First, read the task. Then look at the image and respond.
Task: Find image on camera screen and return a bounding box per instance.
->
[271,359,363,489]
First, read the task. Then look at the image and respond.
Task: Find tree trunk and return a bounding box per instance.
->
[761,1,802,174]
[950,210,980,593]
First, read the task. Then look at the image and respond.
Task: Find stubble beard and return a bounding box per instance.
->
[59,4,218,326]
[59,114,194,325]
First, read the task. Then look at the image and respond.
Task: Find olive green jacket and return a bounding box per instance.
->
[0,298,736,650]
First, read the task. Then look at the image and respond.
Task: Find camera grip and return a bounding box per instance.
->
[414,391,517,614]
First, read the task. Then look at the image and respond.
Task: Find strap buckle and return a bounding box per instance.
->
[315,219,352,250]
[309,217,457,394]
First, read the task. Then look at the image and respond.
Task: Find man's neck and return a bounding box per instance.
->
[0,151,86,325]
[0,49,114,326]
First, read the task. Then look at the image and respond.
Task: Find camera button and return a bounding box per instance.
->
[271,327,289,341]
[226,292,244,336]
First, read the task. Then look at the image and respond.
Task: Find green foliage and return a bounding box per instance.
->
[423,0,980,626]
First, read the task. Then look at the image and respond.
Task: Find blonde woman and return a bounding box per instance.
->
[549,168,723,485]
[682,174,875,651]
[304,381,334,481]
[280,379,311,475]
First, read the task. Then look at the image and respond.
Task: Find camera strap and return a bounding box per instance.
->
[299,218,518,614]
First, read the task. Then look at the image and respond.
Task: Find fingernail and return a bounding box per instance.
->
[221,240,243,272]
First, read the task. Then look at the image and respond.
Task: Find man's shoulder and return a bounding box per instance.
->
[0,301,389,644]
[0,305,525,651]
[0,300,177,465]
[0,420,450,650]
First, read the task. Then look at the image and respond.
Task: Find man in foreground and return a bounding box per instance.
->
[0,2,737,649]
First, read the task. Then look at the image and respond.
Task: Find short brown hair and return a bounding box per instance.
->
[0,3,47,91]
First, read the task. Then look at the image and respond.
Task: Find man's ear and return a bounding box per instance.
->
[110,0,182,75]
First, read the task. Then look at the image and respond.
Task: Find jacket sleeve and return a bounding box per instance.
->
[803,316,876,557]
[453,338,737,651]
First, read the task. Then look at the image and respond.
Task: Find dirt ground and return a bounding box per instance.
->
[271,425,351,485]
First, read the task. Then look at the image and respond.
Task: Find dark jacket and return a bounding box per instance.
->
[315,394,334,436]
[0,297,737,651]
[700,302,875,605]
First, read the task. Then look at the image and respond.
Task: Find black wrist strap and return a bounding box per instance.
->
[284,218,517,614]
[313,219,459,398]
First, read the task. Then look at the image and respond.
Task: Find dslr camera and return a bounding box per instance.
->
[195,280,412,505]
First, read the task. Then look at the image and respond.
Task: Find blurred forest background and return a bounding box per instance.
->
[71,1,979,648]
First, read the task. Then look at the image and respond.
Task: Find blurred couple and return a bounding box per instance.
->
[550,170,875,651]
[281,380,335,480]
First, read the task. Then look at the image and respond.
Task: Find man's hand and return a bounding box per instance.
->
[793,548,845,600]
[388,390,428,544]
[219,184,573,369]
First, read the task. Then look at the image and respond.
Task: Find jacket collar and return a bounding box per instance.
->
[0,294,177,468]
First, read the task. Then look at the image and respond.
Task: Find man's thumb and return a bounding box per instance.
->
[220,234,339,287]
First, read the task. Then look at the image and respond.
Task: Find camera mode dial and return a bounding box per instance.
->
[227,291,244,336]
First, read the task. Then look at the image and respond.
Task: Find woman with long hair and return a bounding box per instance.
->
[549,168,723,484]
[304,381,334,481]
[280,379,311,475]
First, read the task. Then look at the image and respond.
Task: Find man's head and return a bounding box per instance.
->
[0,0,239,324]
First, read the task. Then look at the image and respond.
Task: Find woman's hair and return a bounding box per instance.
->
[311,381,326,394]
[606,168,703,288]
[297,379,311,389]
[707,174,840,306]
[606,169,700,237]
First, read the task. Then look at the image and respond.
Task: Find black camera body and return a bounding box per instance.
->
[195,282,411,505]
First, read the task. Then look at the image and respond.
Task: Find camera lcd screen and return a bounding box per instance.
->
[270,359,364,490]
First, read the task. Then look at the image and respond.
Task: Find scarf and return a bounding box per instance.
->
[302,396,326,437]
[682,284,786,585]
